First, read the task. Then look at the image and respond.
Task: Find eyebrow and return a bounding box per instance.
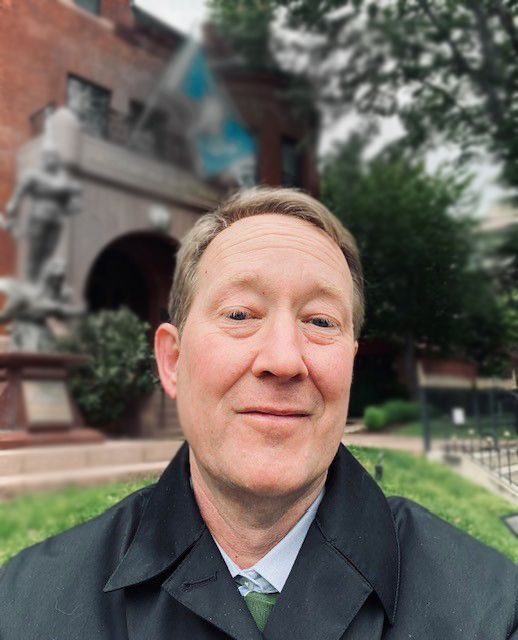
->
[210,273,351,316]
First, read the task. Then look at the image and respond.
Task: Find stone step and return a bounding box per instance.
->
[0,439,183,477]
[0,460,168,500]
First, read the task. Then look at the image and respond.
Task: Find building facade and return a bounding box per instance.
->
[0,0,319,435]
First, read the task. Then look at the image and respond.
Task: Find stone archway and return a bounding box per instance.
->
[85,232,178,333]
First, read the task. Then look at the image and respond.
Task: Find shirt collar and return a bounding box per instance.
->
[215,487,324,592]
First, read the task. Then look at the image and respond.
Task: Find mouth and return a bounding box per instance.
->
[239,410,309,433]
[236,408,311,435]
[237,408,311,418]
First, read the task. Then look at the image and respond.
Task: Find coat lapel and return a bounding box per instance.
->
[163,528,264,640]
[121,528,263,640]
[265,445,399,639]
[264,523,373,640]
[316,445,400,623]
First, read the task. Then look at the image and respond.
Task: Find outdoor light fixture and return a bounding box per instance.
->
[501,513,518,537]
[374,453,384,482]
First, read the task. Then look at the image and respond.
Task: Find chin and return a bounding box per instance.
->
[227,463,314,500]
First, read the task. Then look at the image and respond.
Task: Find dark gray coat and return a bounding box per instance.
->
[1,443,517,639]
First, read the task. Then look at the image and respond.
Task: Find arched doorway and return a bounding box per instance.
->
[85,232,178,333]
[85,232,182,439]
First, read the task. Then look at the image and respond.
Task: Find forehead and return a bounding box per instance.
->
[196,213,352,299]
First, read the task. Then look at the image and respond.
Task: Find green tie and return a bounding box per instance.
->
[244,591,279,632]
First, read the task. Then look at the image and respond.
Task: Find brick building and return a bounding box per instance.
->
[0,0,319,435]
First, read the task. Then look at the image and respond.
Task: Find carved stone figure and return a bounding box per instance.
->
[1,145,81,283]
[0,117,84,352]
[0,259,84,352]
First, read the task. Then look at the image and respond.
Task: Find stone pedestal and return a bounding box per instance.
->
[0,352,104,449]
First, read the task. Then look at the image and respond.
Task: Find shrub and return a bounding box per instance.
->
[363,399,420,431]
[364,406,388,431]
[58,307,157,426]
[383,400,420,424]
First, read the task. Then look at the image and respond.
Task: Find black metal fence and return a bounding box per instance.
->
[445,432,518,491]
[417,371,518,491]
[419,375,517,450]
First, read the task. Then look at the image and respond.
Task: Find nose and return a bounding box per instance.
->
[251,312,309,381]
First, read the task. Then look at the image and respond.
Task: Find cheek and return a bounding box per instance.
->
[179,328,249,401]
[309,342,355,405]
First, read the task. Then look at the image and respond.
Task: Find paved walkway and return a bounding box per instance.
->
[342,423,436,455]
[342,431,426,454]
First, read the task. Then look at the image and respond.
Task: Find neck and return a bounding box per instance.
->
[189,451,326,569]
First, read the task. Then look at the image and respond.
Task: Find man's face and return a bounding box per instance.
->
[156,214,357,499]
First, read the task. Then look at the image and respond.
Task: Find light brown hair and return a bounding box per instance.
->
[169,187,364,338]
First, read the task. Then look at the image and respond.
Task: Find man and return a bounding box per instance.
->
[0,187,516,639]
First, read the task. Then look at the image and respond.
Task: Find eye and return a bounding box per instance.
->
[226,309,251,321]
[308,316,336,328]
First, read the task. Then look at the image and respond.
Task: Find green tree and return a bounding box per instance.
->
[322,140,493,389]
[485,227,518,366]
[210,0,518,189]
[209,0,275,68]
[489,225,518,297]
[453,270,510,374]
[500,291,518,353]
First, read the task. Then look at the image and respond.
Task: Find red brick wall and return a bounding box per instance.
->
[0,0,176,279]
[0,1,319,285]
[219,68,319,196]
[101,0,134,26]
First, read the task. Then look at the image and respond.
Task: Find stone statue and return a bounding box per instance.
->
[0,114,84,352]
[0,109,103,447]
[0,259,84,352]
[1,144,81,283]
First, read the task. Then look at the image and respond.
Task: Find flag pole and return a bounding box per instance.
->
[128,25,201,147]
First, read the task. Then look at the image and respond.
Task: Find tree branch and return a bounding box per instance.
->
[465,0,506,130]
[491,0,518,58]
[421,80,480,131]
[416,0,476,78]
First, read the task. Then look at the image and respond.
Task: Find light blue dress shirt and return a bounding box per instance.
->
[215,488,325,597]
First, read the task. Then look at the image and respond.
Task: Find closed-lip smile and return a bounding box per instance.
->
[238,407,310,417]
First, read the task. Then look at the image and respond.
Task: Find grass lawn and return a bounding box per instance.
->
[0,446,516,566]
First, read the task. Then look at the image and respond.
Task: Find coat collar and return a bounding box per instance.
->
[104,442,399,626]
[104,441,204,592]
[315,444,400,624]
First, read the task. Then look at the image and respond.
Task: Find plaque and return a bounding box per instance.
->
[23,380,73,426]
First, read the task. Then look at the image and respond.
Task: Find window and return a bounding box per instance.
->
[74,0,101,15]
[281,136,302,188]
[67,75,111,138]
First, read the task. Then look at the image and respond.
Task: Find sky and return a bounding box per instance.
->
[136,0,505,216]
[135,0,209,36]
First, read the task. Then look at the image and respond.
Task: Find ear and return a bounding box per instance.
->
[155,323,181,400]
[354,340,359,357]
